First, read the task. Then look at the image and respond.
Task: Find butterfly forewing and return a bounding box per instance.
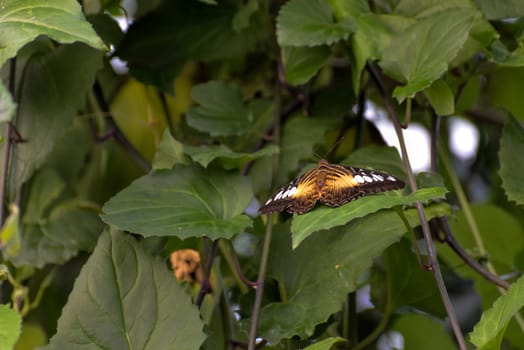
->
[259,160,405,215]
[258,172,318,214]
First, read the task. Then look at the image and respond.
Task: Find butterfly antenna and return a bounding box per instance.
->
[323,136,345,160]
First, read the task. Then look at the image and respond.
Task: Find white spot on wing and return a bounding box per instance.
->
[354,175,365,183]
[265,198,272,205]
[274,190,284,200]
[372,174,384,181]
[387,176,396,181]
[287,186,297,197]
[363,175,373,183]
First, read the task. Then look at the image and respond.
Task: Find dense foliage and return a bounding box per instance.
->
[1,0,524,349]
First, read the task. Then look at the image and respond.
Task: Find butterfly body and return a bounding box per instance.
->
[259,159,405,215]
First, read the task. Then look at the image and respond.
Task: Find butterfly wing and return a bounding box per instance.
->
[320,164,405,207]
[259,169,319,214]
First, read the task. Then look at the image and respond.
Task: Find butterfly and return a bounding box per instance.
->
[259,159,406,215]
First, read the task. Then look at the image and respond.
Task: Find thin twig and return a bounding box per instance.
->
[220,240,256,288]
[91,80,151,172]
[248,214,274,350]
[437,218,510,289]
[367,63,467,350]
[195,239,219,307]
[0,58,17,227]
[248,77,282,350]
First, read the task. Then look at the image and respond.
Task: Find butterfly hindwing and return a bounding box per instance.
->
[320,164,405,207]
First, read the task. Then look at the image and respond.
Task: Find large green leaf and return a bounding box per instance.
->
[186,81,253,136]
[473,0,524,20]
[351,13,414,93]
[371,239,445,317]
[291,187,448,249]
[11,120,103,267]
[42,229,206,350]
[14,200,103,268]
[115,0,266,92]
[256,203,449,343]
[0,0,105,66]
[392,313,457,350]
[0,304,21,350]
[13,42,103,187]
[276,0,353,47]
[393,0,473,18]
[499,117,524,206]
[282,46,331,85]
[101,166,253,240]
[469,274,524,350]
[379,8,475,102]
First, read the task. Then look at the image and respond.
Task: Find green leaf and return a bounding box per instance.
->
[423,79,455,116]
[0,205,21,259]
[152,130,190,170]
[392,313,457,350]
[282,46,331,85]
[14,323,47,350]
[278,114,339,184]
[303,337,346,350]
[13,42,103,187]
[186,81,252,136]
[0,82,16,123]
[276,0,353,47]
[232,0,259,31]
[0,0,105,66]
[393,0,473,18]
[372,239,445,317]
[256,203,449,343]
[185,144,279,168]
[101,166,253,240]
[499,117,524,206]
[14,200,103,268]
[350,14,415,92]
[291,187,449,249]
[42,229,207,350]
[379,8,475,102]
[326,0,370,19]
[474,0,524,20]
[0,304,21,350]
[115,0,266,92]
[470,274,524,350]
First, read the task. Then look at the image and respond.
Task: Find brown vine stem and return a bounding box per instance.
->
[437,218,510,289]
[429,115,509,290]
[367,64,467,350]
[196,238,219,307]
[248,78,282,350]
[439,148,524,332]
[91,80,151,173]
[0,58,17,227]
